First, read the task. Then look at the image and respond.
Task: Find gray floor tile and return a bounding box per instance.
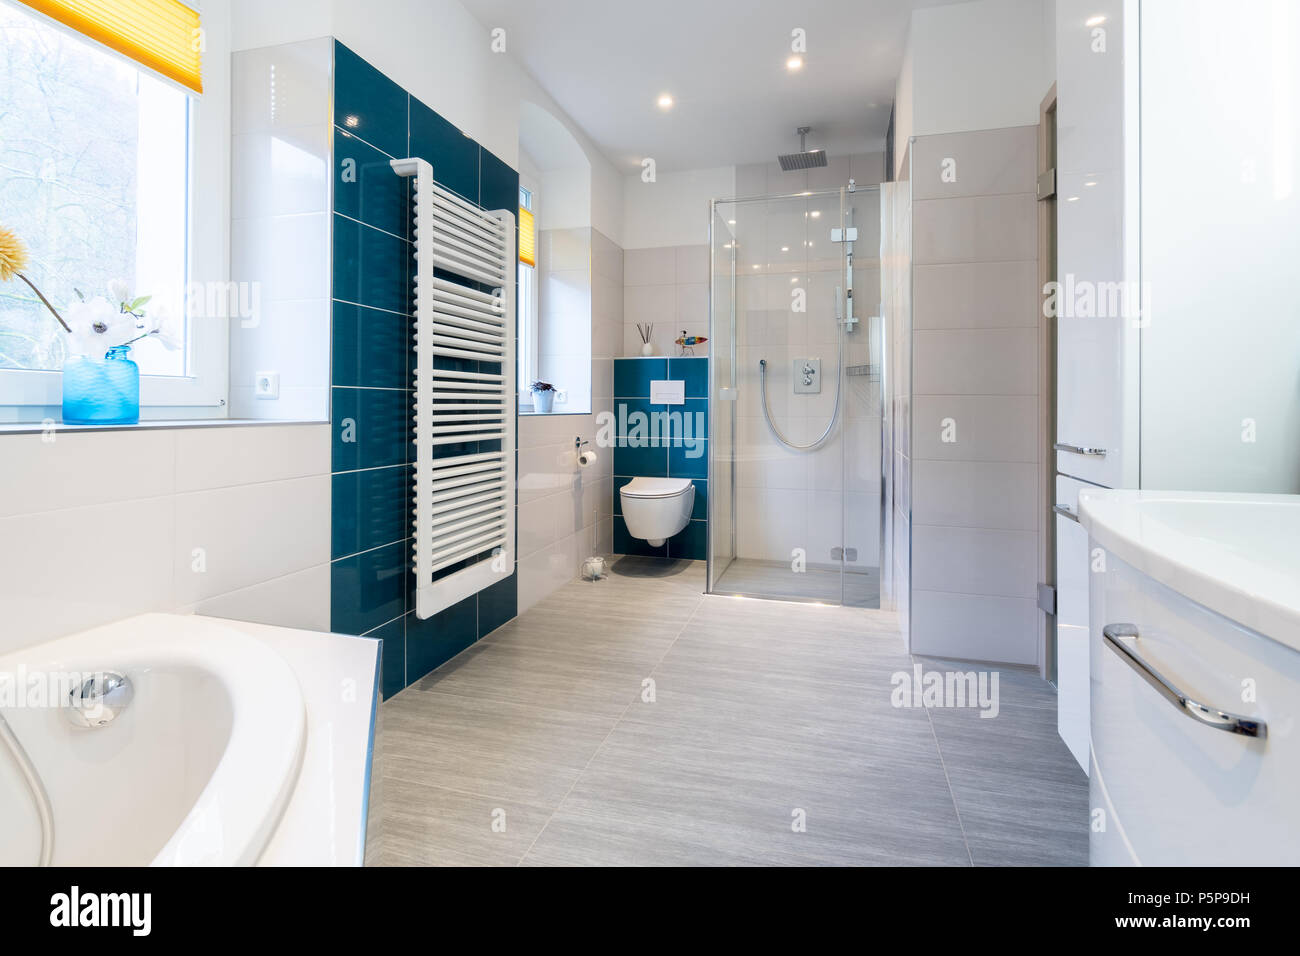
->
[375,558,1089,867]
[377,778,553,867]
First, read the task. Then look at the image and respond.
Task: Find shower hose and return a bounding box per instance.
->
[0,714,54,865]
[759,346,844,452]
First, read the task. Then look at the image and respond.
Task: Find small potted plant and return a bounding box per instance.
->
[1,222,181,425]
[530,380,556,413]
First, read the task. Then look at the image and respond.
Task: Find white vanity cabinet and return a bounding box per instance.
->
[1081,490,1300,866]
[1054,475,1094,773]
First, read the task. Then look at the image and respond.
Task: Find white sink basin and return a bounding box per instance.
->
[1078,489,1300,650]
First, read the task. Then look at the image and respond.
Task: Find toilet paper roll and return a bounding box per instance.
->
[578,449,598,467]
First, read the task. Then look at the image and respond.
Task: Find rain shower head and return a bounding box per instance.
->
[778,126,828,171]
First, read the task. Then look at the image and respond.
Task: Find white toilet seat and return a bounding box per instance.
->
[621,477,693,499]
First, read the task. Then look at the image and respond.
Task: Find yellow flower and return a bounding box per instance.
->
[0,223,30,282]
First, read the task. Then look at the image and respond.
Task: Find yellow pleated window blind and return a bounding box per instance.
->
[518,206,536,268]
[22,0,203,94]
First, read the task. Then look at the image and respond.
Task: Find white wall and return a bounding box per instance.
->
[622,166,736,249]
[895,0,1053,179]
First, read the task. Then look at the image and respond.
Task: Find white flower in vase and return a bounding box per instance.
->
[65,296,135,358]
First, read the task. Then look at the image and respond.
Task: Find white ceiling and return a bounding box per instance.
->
[461,0,961,173]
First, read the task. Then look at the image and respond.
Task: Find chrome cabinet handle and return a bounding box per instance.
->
[1055,442,1107,456]
[1053,504,1080,523]
[1102,624,1267,739]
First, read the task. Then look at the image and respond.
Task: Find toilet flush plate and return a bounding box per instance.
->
[793,358,821,394]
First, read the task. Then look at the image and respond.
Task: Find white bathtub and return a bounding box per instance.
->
[0,613,376,866]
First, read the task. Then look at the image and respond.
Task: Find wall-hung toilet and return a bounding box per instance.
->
[619,478,695,547]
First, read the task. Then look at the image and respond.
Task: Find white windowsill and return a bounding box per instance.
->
[0,418,328,436]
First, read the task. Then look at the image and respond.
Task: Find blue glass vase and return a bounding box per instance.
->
[62,346,140,425]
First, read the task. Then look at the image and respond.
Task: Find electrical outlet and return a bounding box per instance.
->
[555,389,568,404]
[254,371,280,399]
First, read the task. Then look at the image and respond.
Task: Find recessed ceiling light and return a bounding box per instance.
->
[786,56,803,71]
[1066,196,1080,202]
[1086,15,1106,26]
[728,219,736,225]
[752,264,760,269]
[344,115,359,128]
[781,246,789,252]
[810,210,820,218]
[1084,180,1097,186]
[657,93,674,110]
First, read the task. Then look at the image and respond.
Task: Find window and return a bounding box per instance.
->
[517,183,538,401]
[0,0,225,414]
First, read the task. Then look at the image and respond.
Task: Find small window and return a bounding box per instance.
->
[517,182,538,400]
[0,1,223,414]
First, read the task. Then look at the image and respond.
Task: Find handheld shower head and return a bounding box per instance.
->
[778,126,828,171]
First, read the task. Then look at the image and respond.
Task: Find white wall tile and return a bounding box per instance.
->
[913,328,1037,395]
[911,459,1038,532]
[193,562,331,632]
[0,430,175,519]
[910,590,1038,665]
[173,474,330,604]
[624,246,676,286]
[0,497,174,654]
[174,424,330,491]
[912,525,1037,599]
[913,260,1038,329]
[910,126,1037,200]
[911,395,1038,462]
[912,193,1036,264]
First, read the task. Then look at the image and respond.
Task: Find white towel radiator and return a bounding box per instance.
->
[391,157,515,619]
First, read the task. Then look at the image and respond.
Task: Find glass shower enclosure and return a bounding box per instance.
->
[707,185,883,607]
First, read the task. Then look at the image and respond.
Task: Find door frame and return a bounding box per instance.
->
[1037,83,1058,681]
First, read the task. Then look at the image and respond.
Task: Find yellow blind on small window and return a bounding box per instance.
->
[22,0,203,94]
[518,207,536,267]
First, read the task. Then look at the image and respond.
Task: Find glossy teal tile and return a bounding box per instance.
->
[668,438,707,479]
[332,465,410,559]
[332,214,410,314]
[409,97,479,204]
[334,127,409,239]
[333,42,408,159]
[668,357,708,397]
[613,437,668,478]
[332,301,408,389]
[331,386,411,472]
[478,568,517,637]
[405,596,477,683]
[667,519,707,561]
[668,399,708,441]
[480,149,519,219]
[613,514,667,558]
[614,357,666,397]
[331,540,407,636]
[368,615,405,700]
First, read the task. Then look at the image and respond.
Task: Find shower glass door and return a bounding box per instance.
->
[707,185,882,607]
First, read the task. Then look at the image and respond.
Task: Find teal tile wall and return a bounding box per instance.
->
[329,41,518,699]
[611,356,708,560]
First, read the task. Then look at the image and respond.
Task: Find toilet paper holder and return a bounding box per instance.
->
[575,436,598,468]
